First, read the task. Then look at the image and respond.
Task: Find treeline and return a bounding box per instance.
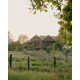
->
[8,35,66,53]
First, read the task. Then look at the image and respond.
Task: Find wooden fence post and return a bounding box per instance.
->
[9,54,12,68]
[54,56,56,72]
[27,56,30,71]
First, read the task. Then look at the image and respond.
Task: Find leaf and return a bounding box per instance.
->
[44,9,48,12]
[33,11,36,14]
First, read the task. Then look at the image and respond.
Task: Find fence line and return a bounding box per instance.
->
[9,54,58,72]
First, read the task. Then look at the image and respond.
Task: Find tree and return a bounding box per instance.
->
[18,34,28,44]
[58,0,72,46]
[8,41,23,51]
[54,39,64,51]
[8,31,14,43]
[29,0,72,46]
[30,0,64,13]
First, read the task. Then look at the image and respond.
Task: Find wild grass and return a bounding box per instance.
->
[8,69,72,80]
[8,51,72,80]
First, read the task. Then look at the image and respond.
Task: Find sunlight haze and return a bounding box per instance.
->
[8,0,60,40]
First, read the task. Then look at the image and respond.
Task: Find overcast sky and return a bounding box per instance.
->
[8,0,60,40]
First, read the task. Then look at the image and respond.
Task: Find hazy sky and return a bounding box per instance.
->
[8,0,60,40]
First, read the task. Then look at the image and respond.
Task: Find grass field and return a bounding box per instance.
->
[8,69,72,80]
[8,51,72,80]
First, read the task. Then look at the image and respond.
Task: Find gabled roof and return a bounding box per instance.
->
[31,35,42,41]
[39,36,46,40]
[43,35,54,42]
[31,35,54,42]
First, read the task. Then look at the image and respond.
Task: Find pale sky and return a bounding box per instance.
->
[8,0,60,40]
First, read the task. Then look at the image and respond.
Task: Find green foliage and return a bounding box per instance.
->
[54,41,64,51]
[52,36,64,52]
[8,41,23,51]
[58,0,72,46]
[8,70,72,80]
[46,47,53,53]
[30,0,64,12]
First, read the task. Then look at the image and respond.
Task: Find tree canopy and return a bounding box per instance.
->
[18,34,28,44]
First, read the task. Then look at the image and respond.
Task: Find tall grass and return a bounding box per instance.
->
[8,69,72,80]
[8,51,72,80]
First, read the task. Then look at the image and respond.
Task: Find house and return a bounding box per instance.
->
[41,35,55,49]
[25,35,55,50]
[30,35,43,50]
